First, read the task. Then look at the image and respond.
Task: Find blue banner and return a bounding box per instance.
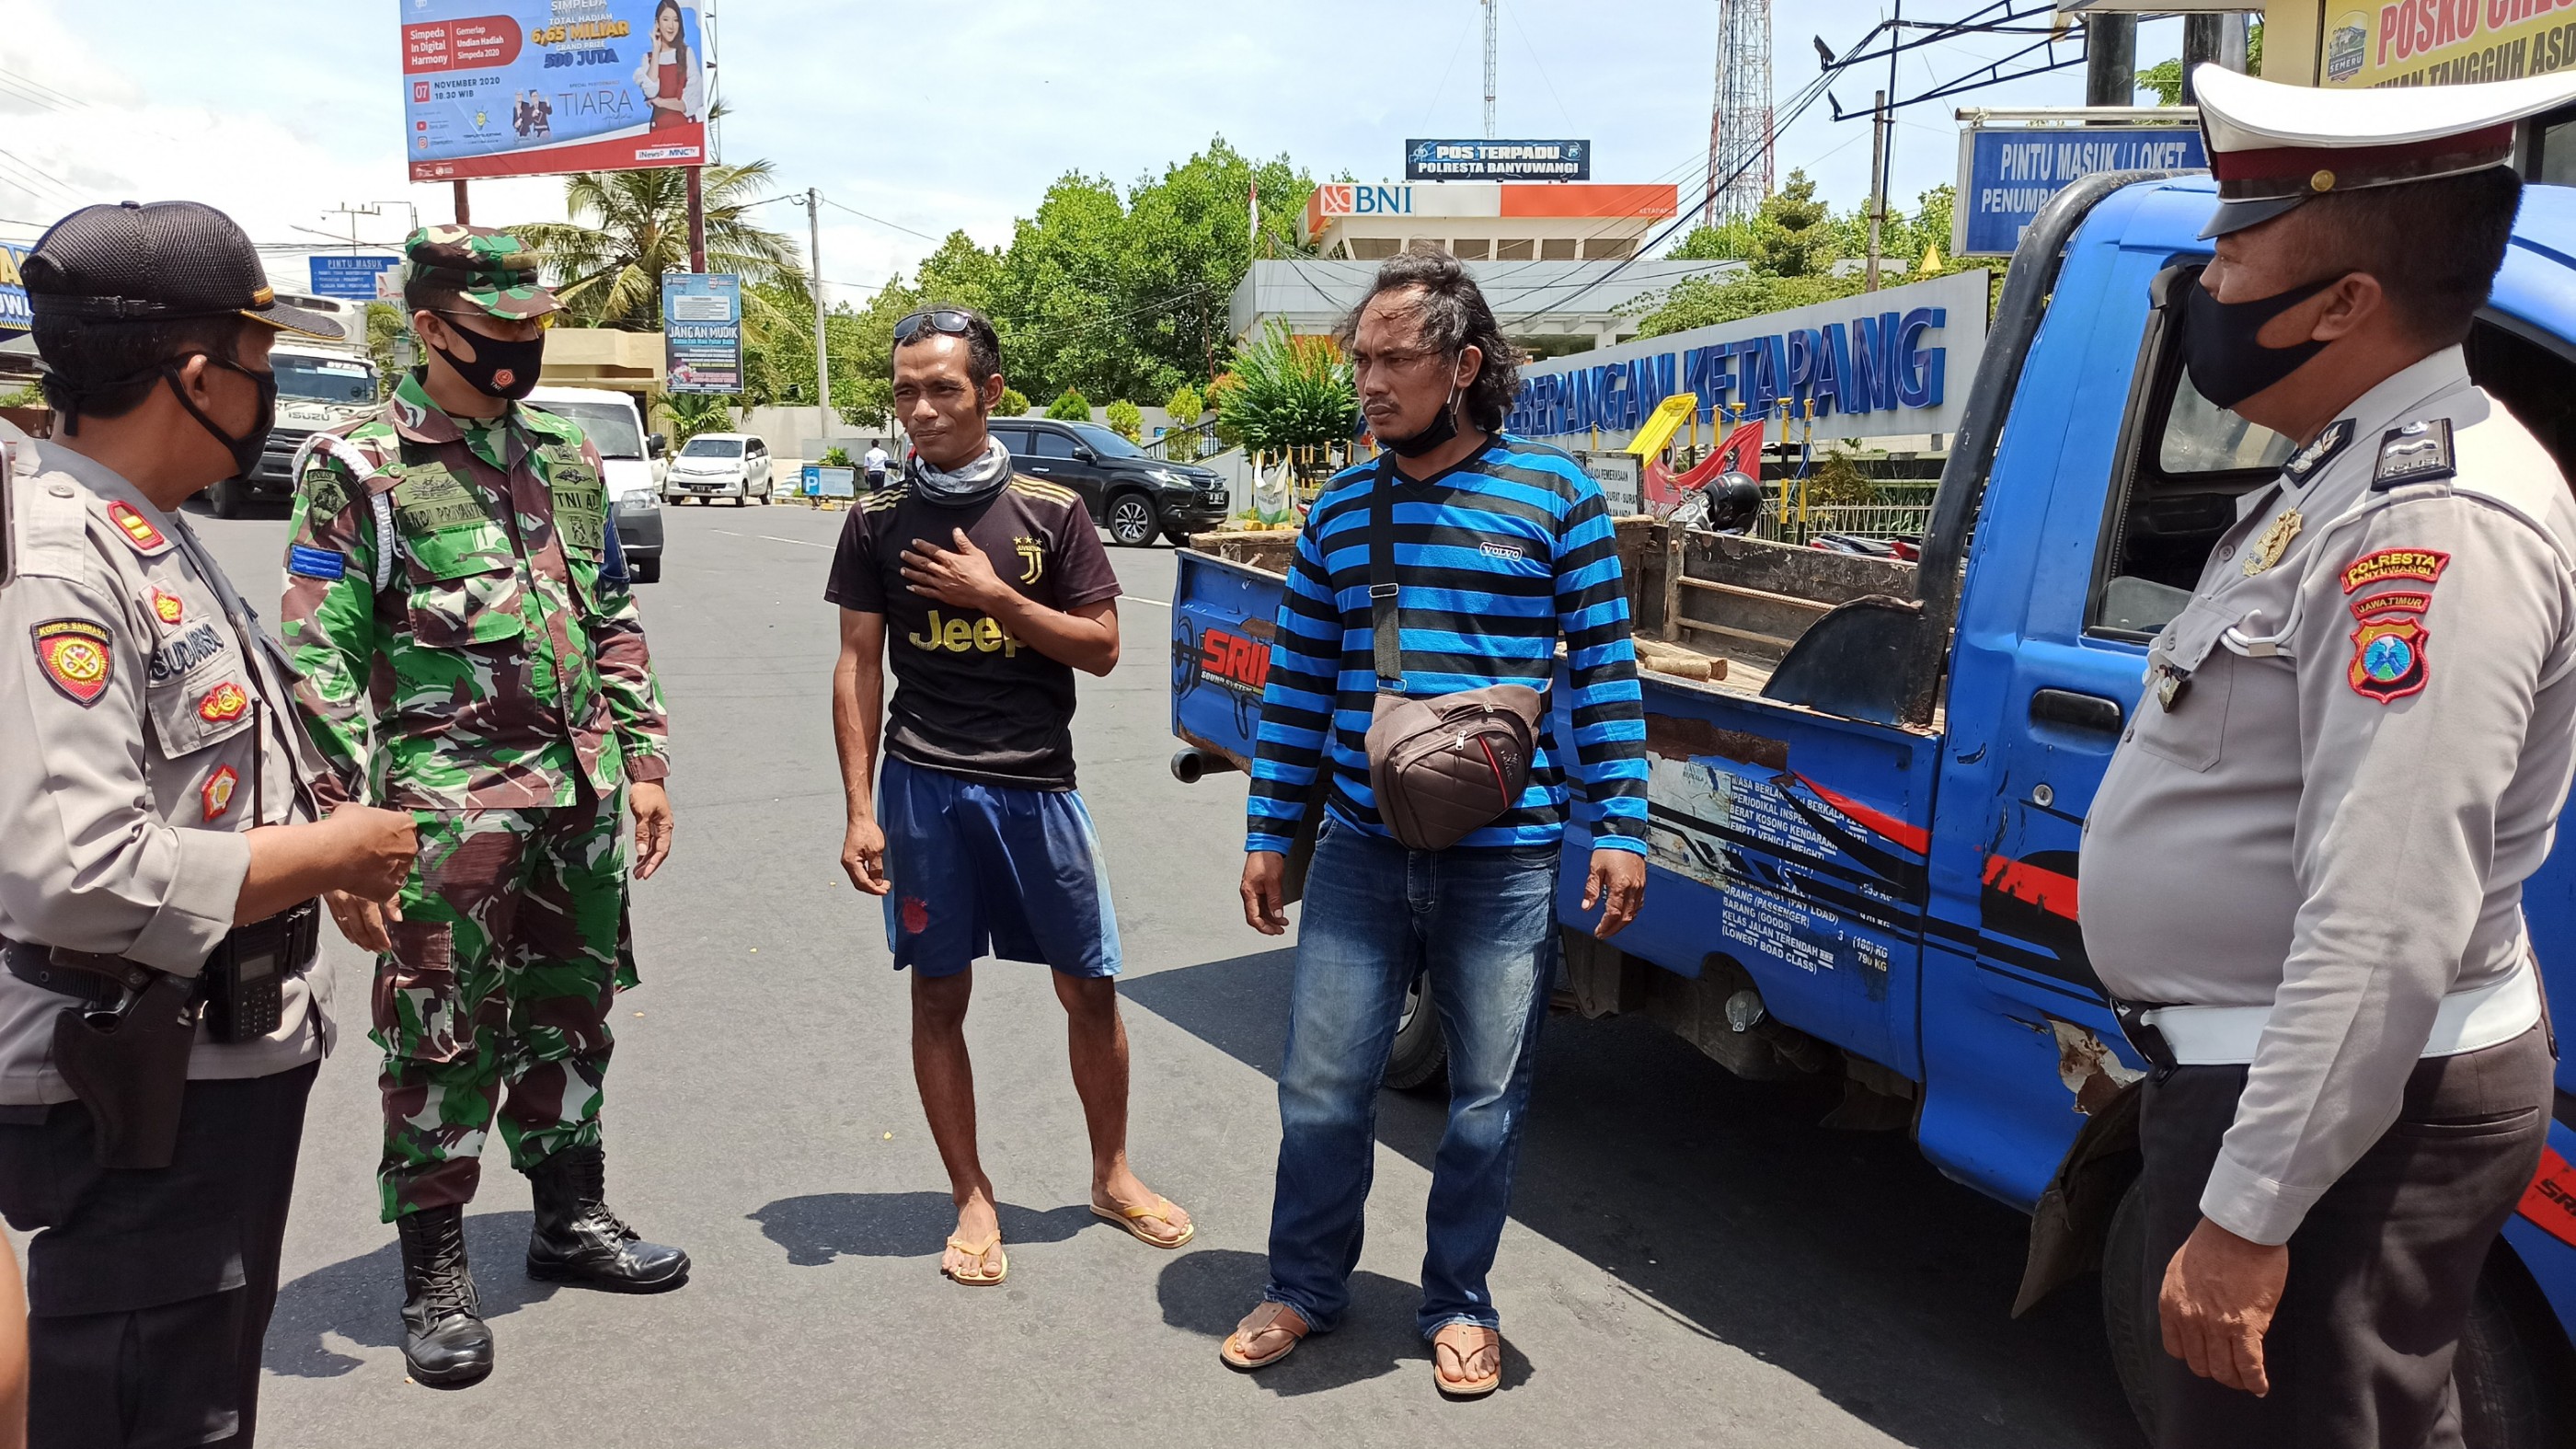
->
[307,255,402,300]
[1404,138,1590,180]
[661,272,740,395]
[0,243,28,336]
[1959,127,2205,256]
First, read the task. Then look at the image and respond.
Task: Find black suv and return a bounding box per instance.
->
[990,419,1228,546]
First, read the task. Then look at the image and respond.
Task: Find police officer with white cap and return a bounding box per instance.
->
[2083,66,2576,1444]
[0,201,415,1447]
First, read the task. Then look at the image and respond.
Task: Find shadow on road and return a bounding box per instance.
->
[265,1211,561,1379]
[1121,949,2140,1449]
[748,1191,1096,1267]
[1154,1248,1534,1398]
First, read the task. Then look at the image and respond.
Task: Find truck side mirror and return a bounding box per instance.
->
[649,433,667,457]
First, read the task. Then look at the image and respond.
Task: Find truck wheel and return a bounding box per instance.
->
[630,557,661,584]
[208,476,246,519]
[1382,969,1448,1093]
[1107,492,1157,547]
[2099,1179,2158,1438]
[2099,1177,2565,1448]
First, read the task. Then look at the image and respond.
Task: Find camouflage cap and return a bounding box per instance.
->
[399,224,560,320]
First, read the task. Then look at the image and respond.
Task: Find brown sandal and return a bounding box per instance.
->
[1220,1301,1309,1370]
[1432,1323,1502,1398]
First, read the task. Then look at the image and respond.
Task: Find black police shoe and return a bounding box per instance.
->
[397,1206,495,1388]
[523,1143,690,1292]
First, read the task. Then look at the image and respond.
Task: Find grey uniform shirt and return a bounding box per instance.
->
[0,441,338,1106]
[2082,347,2576,1245]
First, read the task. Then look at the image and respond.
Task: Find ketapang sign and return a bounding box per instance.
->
[1507,270,1993,443]
[401,0,708,183]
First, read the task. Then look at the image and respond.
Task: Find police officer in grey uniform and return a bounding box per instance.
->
[0,201,415,1448]
[2082,69,2576,1446]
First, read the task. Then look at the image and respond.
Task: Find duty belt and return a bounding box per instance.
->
[2112,960,2544,1070]
[2,902,318,1012]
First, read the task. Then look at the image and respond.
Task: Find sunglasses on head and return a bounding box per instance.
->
[891,309,981,345]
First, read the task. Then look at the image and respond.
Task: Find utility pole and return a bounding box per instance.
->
[1481,0,1499,139]
[452,180,470,226]
[2180,13,2251,102]
[685,169,707,273]
[322,202,379,253]
[2085,14,2137,106]
[1866,89,1887,291]
[805,187,827,447]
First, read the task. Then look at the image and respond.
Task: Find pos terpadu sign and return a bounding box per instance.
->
[1507,269,1994,443]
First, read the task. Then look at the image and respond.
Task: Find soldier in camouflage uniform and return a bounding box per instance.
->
[280,225,686,1388]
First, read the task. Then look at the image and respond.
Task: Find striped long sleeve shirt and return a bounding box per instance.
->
[1245,435,1650,857]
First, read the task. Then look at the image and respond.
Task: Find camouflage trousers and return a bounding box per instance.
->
[373,793,634,1222]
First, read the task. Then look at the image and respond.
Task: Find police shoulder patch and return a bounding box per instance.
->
[30,617,113,706]
[2341,547,2449,594]
[2350,615,2430,702]
[2373,419,2456,491]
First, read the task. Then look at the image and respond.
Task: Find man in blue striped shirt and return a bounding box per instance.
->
[1220,251,1650,1397]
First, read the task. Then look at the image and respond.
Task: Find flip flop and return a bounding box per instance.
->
[1432,1323,1502,1398]
[1091,1194,1195,1249]
[940,1233,1007,1287]
[1220,1301,1308,1371]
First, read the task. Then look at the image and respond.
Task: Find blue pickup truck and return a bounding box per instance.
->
[1169,171,2576,1443]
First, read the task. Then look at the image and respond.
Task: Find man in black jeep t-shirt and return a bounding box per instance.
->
[823,305,1193,1291]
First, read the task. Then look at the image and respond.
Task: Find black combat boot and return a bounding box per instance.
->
[523,1142,690,1292]
[397,1206,494,1388]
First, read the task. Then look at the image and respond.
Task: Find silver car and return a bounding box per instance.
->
[662,432,776,505]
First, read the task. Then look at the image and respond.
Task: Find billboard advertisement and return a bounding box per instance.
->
[661,271,740,394]
[1404,139,1592,180]
[0,243,29,337]
[2315,1,2576,87]
[1954,124,2205,256]
[307,254,404,299]
[401,0,708,183]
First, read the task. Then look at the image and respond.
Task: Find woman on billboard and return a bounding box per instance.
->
[631,0,703,132]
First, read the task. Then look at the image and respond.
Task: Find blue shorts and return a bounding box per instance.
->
[878,755,1121,979]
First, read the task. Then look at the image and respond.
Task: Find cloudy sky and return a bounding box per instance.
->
[0,0,2187,295]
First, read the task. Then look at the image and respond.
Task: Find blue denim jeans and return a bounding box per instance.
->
[1262,816,1561,1340]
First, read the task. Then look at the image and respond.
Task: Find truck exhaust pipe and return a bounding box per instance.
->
[1169,748,1236,785]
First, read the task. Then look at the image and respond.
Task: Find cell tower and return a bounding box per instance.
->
[1706,0,1774,226]
[1481,0,1499,139]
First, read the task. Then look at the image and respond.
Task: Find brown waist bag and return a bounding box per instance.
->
[1359,458,1544,852]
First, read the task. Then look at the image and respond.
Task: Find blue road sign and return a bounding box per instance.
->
[308,254,403,299]
[1958,126,2206,256]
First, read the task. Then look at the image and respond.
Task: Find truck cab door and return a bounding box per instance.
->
[1915,184,2296,1209]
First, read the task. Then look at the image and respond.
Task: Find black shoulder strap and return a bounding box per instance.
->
[1369,453,1402,695]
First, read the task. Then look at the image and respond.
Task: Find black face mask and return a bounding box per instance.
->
[430,322,546,400]
[164,355,276,479]
[2180,270,2337,410]
[1381,384,1461,457]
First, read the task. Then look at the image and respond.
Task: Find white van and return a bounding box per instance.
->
[524,385,664,583]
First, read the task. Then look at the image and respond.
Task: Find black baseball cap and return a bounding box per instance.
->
[23,201,344,339]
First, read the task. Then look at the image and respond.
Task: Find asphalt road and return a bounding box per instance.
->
[127,498,2144,1448]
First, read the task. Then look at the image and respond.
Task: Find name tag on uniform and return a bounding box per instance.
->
[287,545,345,581]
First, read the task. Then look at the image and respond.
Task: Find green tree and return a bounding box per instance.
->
[511,160,805,330]
[1164,381,1204,421]
[2138,22,2265,104]
[995,386,1030,417]
[1217,321,1354,465]
[1104,398,1143,442]
[661,392,735,444]
[1749,171,1838,278]
[1047,386,1093,420]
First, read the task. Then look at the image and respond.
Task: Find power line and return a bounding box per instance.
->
[818,195,945,243]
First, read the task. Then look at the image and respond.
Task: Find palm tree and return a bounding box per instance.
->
[511,159,805,332]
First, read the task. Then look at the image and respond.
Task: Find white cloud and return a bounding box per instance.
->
[3,0,2190,295]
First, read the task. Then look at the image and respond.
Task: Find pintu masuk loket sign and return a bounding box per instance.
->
[1507,270,1993,443]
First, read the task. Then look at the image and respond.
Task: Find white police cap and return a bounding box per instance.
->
[2194,63,2576,237]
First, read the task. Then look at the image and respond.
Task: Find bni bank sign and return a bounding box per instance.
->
[1508,270,1992,442]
